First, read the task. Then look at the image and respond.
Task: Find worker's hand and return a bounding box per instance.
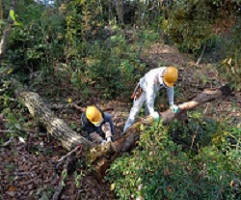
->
[154,116,161,122]
[101,139,107,145]
[151,112,160,120]
[170,105,179,113]
[107,137,112,142]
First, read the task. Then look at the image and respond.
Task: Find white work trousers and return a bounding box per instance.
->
[123,91,155,133]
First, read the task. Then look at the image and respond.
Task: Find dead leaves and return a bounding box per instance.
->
[0,131,113,199]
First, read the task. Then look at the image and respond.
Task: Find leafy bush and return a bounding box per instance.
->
[106,113,241,200]
[163,0,241,90]
[219,18,241,91]
[7,1,66,78]
[69,32,146,99]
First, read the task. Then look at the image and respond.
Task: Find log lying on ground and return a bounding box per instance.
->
[15,85,231,178]
[161,85,231,124]
[16,91,95,151]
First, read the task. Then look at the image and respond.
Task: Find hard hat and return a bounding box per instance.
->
[163,66,178,87]
[86,106,103,125]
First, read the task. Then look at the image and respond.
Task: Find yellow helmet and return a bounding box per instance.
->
[163,66,178,87]
[86,106,103,125]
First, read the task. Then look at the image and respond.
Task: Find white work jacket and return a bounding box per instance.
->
[139,67,174,115]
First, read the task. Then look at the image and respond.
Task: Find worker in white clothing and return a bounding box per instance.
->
[123,66,179,133]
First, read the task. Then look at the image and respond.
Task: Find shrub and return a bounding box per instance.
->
[7,2,66,77]
[106,113,241,199]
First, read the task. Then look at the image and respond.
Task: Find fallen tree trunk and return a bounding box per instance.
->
[15,85,231,178]
[16,91,95,151]
[161,85,231,124]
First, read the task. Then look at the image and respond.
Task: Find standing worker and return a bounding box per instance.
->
[81,106,115,144]
[123,66,179,133]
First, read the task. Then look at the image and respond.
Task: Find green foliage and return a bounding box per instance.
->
[219,18,241,91]
[10,10,16,21]
[106,114,241,200]
[0,79,29,143]
[74,170,85,188]
[164,0,240,50]
[7,1,66,78]
[65,0,106,58]
[69,32,146,99]
[163,0,241,89]
[61,169,68,186]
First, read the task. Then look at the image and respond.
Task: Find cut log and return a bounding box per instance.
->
[15,85,231,178]
[161,86,231,124]
[16,91,95,151]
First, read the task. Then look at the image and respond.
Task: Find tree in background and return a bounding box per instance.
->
[0,0,20,58]
[163,0,241,90]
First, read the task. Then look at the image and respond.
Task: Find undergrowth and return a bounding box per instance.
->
[106,113,241,200]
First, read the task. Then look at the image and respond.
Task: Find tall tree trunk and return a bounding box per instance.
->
[161,0,173,44]
[0,0,20,59]
[108,0,113,23]
[0,0,3,28]
[115,0,124,24]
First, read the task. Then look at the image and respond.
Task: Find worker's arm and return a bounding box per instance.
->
[101,122,112,142]
[166,86,174,106]
[166,86,179,113]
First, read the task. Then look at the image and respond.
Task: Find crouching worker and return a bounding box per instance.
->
[81,106,115,144]
[123,66,179,133]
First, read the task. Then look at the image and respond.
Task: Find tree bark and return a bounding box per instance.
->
[0,0,20,59]
[115,0,124,24]
[16,85,231,178]
[16,90,95,151]
[0,0,3,28]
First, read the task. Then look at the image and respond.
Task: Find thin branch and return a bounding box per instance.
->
[196,44,206,65]
[52,181,64,200]
[190,102,210,149]
[0,137,13,147]
[56,145,82,164]
[0,130,15,132]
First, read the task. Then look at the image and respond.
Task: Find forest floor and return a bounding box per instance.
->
[1,40,240,200]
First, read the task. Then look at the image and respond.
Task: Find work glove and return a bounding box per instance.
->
[107,137,112,142]
[151,112,160,121]
[101,139,107,145]
[170,105,179,113]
